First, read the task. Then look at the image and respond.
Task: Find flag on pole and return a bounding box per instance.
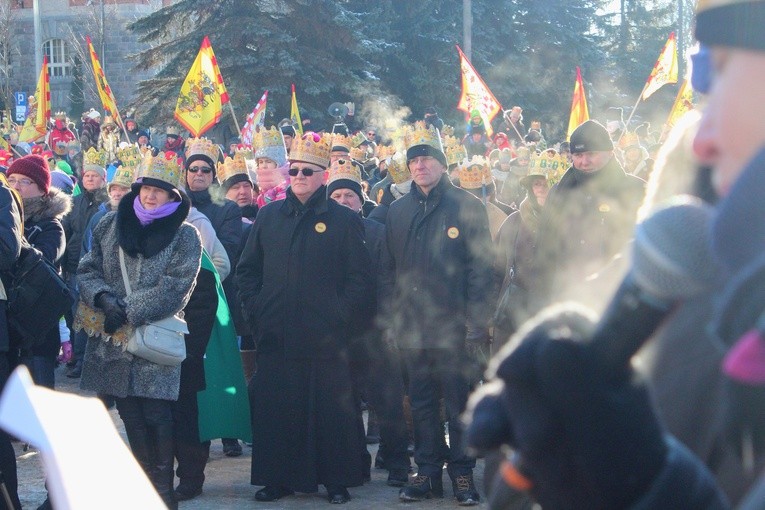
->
[240,90,268,147]
[567,67,590,139]
[456,45,502,137]
[642,32,679,100]
[19,57,50,143]
[666,79,694,128]
[290,84,303,136]
[174,36,230,138]
[86,35,122,126]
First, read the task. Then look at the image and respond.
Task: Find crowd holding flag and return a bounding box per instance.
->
[86,35,124,132]
[240,90,268,147]
[19,56,50,143]
[174,35,230,137]
[290,83,303,136]
[456,45,502,137]
[567,66,590,139]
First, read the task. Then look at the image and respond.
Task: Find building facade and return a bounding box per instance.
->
[8,0,174,119]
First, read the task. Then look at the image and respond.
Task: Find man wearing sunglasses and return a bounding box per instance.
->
[237,132,373,505]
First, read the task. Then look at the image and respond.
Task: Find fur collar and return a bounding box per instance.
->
[116,190,191,258]
[22,188,72,223]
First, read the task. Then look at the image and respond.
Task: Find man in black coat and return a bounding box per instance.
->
[535,120,645,310]
[237,132,373,504]
[0,175,22,510]
[381,123,495,506]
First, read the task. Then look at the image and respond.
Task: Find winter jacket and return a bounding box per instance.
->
[186,188,241,275]
[236,186,373,360]
[62,187,108,275]
[180,265,217,395]
[0,181,22,353]
[78,190,202,401]
[380,174,495,349]
[15,189,71,357]
[536,156,645,305]
[186,207,231,280]
[81,202,110,257]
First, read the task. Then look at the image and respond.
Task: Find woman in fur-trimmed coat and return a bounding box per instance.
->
[76,174,201,510]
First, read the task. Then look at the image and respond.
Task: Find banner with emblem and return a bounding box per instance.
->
[240,90,268,147]
[86,35,122,127]
[642,32,679,100]
[456,45,502,137]
[174,36,230,137]
[666,78,693,128]
[19,57,50,143]
[290,83,303,136]
[567,67,590,139]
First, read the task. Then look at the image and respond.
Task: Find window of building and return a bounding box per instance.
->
[43,39,71,78]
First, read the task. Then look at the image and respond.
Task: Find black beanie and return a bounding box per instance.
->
[569,120,613,153]
[327,178,363,203]
[221,173,253,193]
[406,144,447,168]
[185,154,216,177]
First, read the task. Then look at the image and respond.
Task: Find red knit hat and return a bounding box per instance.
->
[7,154,51,194]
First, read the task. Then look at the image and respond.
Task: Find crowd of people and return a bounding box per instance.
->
[0,0,762,509]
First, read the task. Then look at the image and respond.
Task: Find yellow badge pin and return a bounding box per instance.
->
[315,222,327,233]
[447,227,459,239]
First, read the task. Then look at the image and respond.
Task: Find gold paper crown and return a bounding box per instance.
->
[251,126,287,166]
[327,158,362,187]
[376,144,396,159]
[289,132,331,168]
[184,137,220,166]
[387,151,410,185]
[83,147,108,170]
[216,153,250,184]
[138,151,184,190]
[440,125,455,137]
[349,146,366,161]
[235,145,254,160]
[166,126,180,136]
[102,115,117,127]
[116,143,141,170]
[459,156,492,190]
[109,164,136,190]
[351,132,368,148]
[443,135,467,167]
[330,133,353,153]
[54,111,66,121]
[528,149,567,186]
[403,121,443,154]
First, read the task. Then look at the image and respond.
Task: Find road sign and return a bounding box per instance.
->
[14,91,26,123]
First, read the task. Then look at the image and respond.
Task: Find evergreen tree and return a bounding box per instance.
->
[68,55,85,121]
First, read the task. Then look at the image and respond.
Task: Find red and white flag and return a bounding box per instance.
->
[240,90,268,146]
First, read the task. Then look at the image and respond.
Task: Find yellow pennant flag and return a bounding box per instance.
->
[86,36,122,126]
[666,79,694,128]
[567,67,590,139]
[19,57,50,143]
[456,45,501,137]
[175,36,230,138]
[290,83,303,136]
[642,33,679,100]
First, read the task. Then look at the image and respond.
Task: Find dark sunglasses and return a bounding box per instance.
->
[188,166,212,174]
[288,167,323,177]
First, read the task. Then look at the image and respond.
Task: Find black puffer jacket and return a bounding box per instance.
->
[62,187,108,275]
[380,174,495,349]
[179,265,217,395]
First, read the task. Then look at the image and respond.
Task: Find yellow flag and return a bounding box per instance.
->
[456,45,501,137]
[290,83,303,136]
[86,35,122,126]
[19,57,50,143]
[642,33,679,100]
[567,67,590,139]
[175,36,230,137]
[666,79,694,128]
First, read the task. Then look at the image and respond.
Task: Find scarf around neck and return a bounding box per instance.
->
[133,195,181,226]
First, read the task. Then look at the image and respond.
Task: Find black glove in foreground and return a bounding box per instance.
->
[96,292,128,334]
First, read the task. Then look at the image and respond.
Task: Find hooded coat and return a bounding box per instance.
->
[13,189,71,357]
[77,190,201,401]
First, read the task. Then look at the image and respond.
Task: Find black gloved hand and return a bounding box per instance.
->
[465,307,668,509]
[96,292,128,335]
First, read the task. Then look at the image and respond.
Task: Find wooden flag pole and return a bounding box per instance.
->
[228,103,241,136]
[623,82,649,134]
